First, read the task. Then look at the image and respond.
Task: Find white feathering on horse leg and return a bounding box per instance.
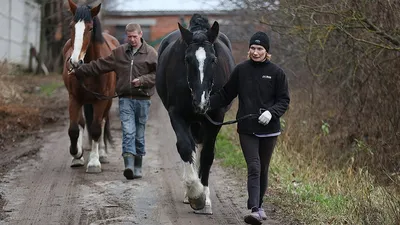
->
[194,144,202,172]
[98,119,109,163]
[71,125,84,167]
[86,140,101,173]
[184,150,204,199]
[75,125,84,158]
[82,125,91,151]
[194,186,213,214]
[205,186,211,206]
[183,145,203,203]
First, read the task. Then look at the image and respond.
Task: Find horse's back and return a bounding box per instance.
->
[158,30,181,57]
[103,33,120,50]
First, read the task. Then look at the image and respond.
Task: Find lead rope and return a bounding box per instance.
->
[204,113,259,126]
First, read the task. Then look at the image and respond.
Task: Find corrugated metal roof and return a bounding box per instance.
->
[103,0,230,12]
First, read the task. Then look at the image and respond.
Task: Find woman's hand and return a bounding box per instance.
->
[258,110,272,125]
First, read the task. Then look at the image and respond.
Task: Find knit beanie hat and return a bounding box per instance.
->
[249,31,270,52]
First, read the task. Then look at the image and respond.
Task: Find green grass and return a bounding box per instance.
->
[40,82,64,96]
[215,125,246,171]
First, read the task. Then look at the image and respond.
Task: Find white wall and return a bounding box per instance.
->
[0,0,41,67]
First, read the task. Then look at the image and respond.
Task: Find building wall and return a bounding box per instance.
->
[0,0,41,67]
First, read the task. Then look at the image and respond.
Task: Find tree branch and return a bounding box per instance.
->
[359,18,400,46]
[337,25,400,51]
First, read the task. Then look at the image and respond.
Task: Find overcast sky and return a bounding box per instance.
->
[105,0,228,11]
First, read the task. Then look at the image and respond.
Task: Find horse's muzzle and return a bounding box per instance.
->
[69,58,84,71]
[193,104,209,115]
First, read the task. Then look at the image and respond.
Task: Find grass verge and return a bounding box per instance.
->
[40,81,64,96]
[214,102,400,225]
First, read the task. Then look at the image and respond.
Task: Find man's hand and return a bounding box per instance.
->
[258,110,272,125]
[131,78,141,87]
[71,69,86,80]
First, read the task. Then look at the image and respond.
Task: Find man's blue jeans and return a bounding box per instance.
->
[119,98,151,156]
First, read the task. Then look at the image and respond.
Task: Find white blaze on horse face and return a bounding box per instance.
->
[71,20,86,64]
[195,47,207,109]
[195,47,206,84]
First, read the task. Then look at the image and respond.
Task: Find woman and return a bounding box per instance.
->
[209,31,290,225]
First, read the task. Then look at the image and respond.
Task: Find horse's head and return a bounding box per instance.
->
[179,21,219,114]
[67,0,101,69]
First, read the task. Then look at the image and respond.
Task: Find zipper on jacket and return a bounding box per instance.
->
[129,47,140,96]
[130,59,133,96]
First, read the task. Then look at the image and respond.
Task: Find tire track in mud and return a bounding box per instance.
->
[0,94,283,225]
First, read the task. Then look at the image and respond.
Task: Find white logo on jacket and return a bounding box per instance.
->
[262,75,271,79]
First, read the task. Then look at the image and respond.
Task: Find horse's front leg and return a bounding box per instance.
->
[195,122,222,215]
[68,97,84,167]
[86,102,108,173]
[168,109,206,210]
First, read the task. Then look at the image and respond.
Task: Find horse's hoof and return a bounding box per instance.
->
[99,156,109,164]
[194,204,213,215]
[86,159,101,173]
[86,165,102,173]
[71,158,84,167]
[188,192,206,210]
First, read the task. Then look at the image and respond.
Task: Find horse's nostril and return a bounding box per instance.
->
[78,60,83,65]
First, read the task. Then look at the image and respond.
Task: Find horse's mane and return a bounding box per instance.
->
[188,14,210,32]
[74,5,104,43]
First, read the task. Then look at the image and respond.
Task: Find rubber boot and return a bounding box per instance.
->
[133,155,142,178]
[123,153,135,180]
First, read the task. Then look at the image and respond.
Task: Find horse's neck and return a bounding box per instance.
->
[85,42,103,62]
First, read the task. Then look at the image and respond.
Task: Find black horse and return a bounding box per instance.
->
[156,14,235,214]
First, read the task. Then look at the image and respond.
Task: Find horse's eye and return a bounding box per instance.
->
[88,27,93,31]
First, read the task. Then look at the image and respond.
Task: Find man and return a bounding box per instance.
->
[73,23,158,180]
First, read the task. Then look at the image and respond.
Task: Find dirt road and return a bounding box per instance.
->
[0,92,283,225]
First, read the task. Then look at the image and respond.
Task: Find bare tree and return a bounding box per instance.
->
[222,0,400,180]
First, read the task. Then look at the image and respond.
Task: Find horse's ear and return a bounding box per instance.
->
[208,21,219,43]
[91,3,101,17]
[68,0,77,15]
[178,23,193,45]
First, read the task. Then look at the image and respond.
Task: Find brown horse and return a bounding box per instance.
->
[62,0,119,173]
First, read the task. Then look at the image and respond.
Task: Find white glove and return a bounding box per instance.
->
[258,110,272,125]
